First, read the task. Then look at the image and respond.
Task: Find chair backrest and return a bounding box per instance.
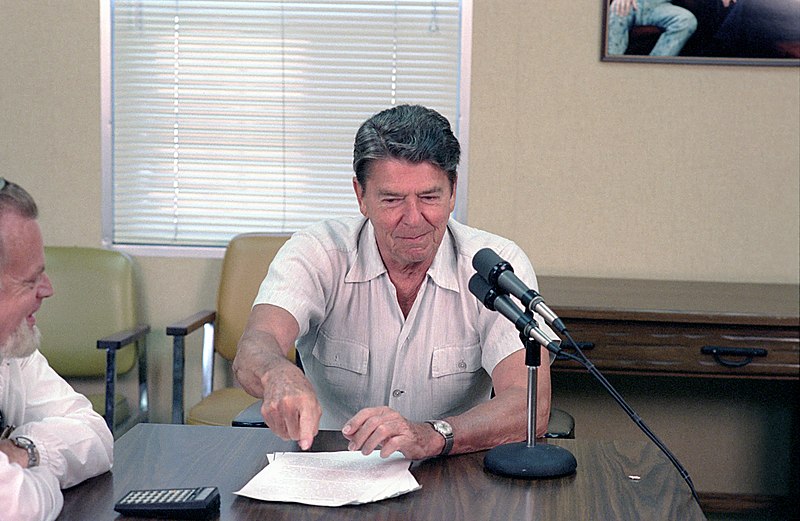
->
[38,247,138,376]
[215,234,288,361]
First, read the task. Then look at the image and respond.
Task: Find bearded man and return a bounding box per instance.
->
[0,178,113,521]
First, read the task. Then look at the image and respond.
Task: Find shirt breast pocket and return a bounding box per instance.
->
[430,343,485,407]
[311,331,369,399]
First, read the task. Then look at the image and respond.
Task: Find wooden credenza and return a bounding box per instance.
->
[538,276,799,513]
[538,277,799,379]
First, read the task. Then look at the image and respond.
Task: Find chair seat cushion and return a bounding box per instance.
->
[187,387,260,427]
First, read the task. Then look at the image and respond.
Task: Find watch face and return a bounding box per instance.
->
[14,436,32,449]
[432,420,453,436]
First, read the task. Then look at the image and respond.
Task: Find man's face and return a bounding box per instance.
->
[0,213,53,358]
[354,159,455,272]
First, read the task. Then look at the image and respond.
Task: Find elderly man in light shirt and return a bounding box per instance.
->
[234,105,556,460]
[0,178,113,521]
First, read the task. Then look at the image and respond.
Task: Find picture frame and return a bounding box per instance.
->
[601,0,800,66]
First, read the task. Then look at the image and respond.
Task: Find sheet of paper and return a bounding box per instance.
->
[235,451,421,507]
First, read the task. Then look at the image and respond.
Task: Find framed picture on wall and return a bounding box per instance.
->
[601,0,800,66]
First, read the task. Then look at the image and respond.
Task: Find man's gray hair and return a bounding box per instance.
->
[0,178,39,271]
[352,105,460,189]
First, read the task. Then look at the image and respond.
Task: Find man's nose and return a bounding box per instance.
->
[38,273,54,299]
[401,198,424,225]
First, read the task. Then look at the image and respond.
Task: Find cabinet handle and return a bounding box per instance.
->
[701,346,768,368]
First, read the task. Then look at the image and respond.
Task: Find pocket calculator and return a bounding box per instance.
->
[113,486,220,519]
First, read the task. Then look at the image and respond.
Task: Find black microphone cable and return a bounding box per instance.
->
[470,249,700,504]
[547,328,700,505]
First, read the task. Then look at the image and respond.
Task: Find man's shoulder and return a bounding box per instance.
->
[293,215,366,252]
[447,219,517,260]
[0,350,50,379]
[287,217,366,254]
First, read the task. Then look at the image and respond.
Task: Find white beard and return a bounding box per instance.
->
[0,320,41,359]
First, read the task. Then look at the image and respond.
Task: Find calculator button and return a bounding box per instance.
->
[194,487,215,501]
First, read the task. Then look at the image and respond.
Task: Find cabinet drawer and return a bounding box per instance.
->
[554,319,800,378]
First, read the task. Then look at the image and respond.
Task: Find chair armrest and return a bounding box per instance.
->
[166,310,216,337]
[97,324,151,350]
[96,324,151,435]
[167,310,217,424]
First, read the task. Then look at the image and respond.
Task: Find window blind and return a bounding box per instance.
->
[109,0,466,248]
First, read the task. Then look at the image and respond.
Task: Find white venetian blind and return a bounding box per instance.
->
[110,0,464,247]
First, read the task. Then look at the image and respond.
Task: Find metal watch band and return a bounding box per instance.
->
[13,436,40,468]
[426,420,454,457]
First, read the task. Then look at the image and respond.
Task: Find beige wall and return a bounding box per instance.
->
[468,2,799,283]
[2,0,798,500]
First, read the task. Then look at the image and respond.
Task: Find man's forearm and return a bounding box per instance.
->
[0,459,63,521]
[445,387,528,455]
[234,326,322,449]
[445,373,551,454]
[233,329,297,398]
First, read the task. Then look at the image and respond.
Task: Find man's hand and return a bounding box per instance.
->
[610,0,638,17]
[342,407,444,460]
[233,304,320,450]
[259,364,322,450]
[0,439,29,468]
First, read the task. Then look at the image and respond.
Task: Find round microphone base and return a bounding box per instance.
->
[484,442,577,479]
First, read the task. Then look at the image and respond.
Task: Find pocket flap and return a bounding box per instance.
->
[431,343,481,378]
[312,334,369,374]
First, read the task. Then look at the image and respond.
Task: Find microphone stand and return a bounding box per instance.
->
[484,327,577,478]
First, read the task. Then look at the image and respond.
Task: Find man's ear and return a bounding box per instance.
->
[449,177,457,213]
[353,177,367,216]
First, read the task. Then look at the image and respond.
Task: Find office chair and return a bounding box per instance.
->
[168,233,290,426]
[37,246,150,437]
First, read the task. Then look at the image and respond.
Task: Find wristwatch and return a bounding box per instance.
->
[12,436,40,468]
[425,420,454,457]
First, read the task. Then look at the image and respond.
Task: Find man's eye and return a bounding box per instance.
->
[26,274,44,288]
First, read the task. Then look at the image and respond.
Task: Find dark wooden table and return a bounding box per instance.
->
[58,423,705,520]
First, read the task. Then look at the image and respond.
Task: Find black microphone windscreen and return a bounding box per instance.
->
[472,248,504,280]
[468,273,492,306]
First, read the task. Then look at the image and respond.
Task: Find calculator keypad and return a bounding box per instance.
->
[119,488,197,504]
[114,486,220,519]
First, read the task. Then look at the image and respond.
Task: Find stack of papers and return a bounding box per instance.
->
[235,451,421,507]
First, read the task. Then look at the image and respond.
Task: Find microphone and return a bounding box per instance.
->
[468,273,577,480]
[468,274,560,355]
[472,248,567,334]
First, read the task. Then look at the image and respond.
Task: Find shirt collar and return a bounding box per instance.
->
[345,219,460,294]
[345,219,386,283]
[427,224,460,292]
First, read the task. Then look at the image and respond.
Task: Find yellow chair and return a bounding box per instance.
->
[37,246,150,437]
[167,233,289,426]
